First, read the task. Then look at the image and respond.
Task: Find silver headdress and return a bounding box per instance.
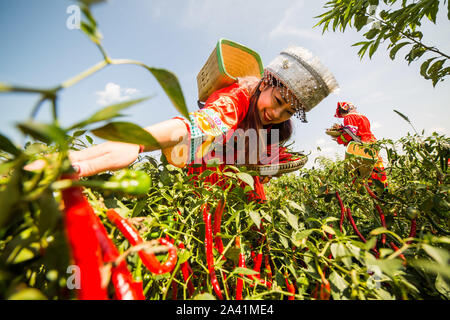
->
[263,46,339,122]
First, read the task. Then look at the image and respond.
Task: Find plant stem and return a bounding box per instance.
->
[59,60,109,90]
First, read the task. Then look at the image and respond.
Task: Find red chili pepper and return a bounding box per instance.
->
[61,173,108,300]
[364,183,388,204]
[235,237,245,300]
[375,204,387,245]
[246,252,271,288]
[106,209,177,275]
[213,199,226,259]
[408,219,417,244]
[311,283,320,299]
[203,205,223,300]
[335,191,346,232]
[91,213,144,300]
[178,242,195,297]
[346,207,380,257]
[253,253,263,279]
[284,275,295,300]
[264,255,273,289]
[140,238,177,275]
[346,207,367,243]
[315,263,331,300]
[319,280,331,300]
[172,281,178,300]
[240,250,270,288]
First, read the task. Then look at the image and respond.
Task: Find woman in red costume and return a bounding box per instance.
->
[26,46,339,202]
[334,101,388,190]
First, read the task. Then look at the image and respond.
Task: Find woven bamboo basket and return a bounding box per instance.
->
[345,141,378,178]
[241,153,308,176]
[197,39,264,102]
[325,129,342,137]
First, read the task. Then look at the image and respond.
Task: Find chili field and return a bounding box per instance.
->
[0,1,449,301]
[0,128,449,300]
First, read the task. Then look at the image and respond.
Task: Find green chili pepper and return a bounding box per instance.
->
[109,170,152,195]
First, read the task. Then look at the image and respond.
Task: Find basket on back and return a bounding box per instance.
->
[197,38,264,102]
[345,141,378,178]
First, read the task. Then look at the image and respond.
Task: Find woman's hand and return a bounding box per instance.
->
[24,118,189,177]
[23,141,141,177]
[69,141,141,177]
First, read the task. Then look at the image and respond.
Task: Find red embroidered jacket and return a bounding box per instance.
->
[337,113,376,145]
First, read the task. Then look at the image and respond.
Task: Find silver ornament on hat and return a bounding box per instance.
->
[263,46,339,123]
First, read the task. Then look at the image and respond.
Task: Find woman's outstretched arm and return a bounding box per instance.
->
[25,118,189,177]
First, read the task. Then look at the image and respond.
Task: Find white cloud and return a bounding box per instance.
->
[96,82,140,106]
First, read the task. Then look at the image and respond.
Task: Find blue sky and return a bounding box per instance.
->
[1,0,449,168]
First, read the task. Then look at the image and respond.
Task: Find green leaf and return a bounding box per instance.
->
[198,169,214,179]
[365,28,379,40]
[144,67,189,119]
[8,288,47,300]
[68,97,150,130]
[0,166,22,228]
[367,255,403,278]
[178,249,192,265]
[369,227,388,236]
[292,229,313,247]
[236,172,254,190]
[329,271,349,300]
[193,293,216,300]
[412,259,450,278]
[389,42,410,60]
[330,243,352,268]
[353,41,372,59]
[78,0,107,7]
[287,200,304,212]
[80,21,102,45]
[72,130,87,137]
[393,110,411,124]
[231,267,259,276]
[279,234,289,249]
[285,210,299,230]
[85,135,94,144]
[428,59,445,76]
[17,121,68,146]
[369,35,382,58]
[80,4,97,27]
[249,210,261,229]
[420,57,437,78]
[435,273,450,298]
[37,190,61,237]
[0,132,21,156]
[91,121,161,149]
[448,0,450,20]
[322,224,335,235]
[354,15,368,31]
[422,244,450,266]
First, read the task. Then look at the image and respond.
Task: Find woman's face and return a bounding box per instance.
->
[257,85,297,125]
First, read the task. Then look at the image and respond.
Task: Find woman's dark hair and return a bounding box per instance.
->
[236,77,294,164]
[337,106,350,117]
